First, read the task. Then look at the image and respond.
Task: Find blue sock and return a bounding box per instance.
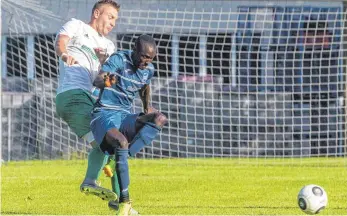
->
[129,123,161,157]
[115,149,130,202]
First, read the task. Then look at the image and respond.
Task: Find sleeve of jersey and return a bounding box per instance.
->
[106,41,116,55]
[56,18,80,38]
[101,54,124,75]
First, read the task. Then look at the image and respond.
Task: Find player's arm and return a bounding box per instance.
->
[94,48,109,65]
[93,72,117,89]
[139,84,158,114]
[139,84,150,113]
[55,35,78,65]
[55,19,79,65]
[93,53,123,89]
[140,65,157,114]
[91,72,116,98]
[94,41,115,65]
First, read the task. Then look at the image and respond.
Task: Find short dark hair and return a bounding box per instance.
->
[92,0,120,14]
[135,34,156,50]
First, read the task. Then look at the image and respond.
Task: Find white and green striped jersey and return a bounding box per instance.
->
[56,18,115,94]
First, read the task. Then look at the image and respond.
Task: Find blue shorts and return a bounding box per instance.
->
[119,112,143,143]
[90,108,141,146]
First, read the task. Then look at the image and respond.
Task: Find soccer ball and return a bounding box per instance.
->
[297,184,328,214]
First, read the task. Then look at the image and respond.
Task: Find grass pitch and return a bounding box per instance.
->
[1,158,346,215]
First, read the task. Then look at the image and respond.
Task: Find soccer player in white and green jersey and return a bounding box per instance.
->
[54,0,120,206]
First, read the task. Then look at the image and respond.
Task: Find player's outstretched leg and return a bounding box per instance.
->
[80,145,118,201]
[128,112,167,157]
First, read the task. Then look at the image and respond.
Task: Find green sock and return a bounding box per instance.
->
[109,156,121,198]
[85,147,108,180]
[111,175,120,199]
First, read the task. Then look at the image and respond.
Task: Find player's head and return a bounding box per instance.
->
[90,0,120,36]
[132,34,157,70]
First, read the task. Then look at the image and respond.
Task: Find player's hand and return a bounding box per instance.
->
[61,53,78,66]
[104,73,116,87]
[94,47,108,64]
[145,106,158,114]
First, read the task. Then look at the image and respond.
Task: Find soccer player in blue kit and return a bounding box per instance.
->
[91,34,167,215]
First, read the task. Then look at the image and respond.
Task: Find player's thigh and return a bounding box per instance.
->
[119,113,144,142]
[56,89,95,137]
[119,112,167,150]
[119,112,167,142]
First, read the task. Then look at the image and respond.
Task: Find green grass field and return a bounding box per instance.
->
[1,158,347,215]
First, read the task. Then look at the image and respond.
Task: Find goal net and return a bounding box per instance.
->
[1,0,346,160]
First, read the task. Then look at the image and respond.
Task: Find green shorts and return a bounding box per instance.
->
[56,89,96,138]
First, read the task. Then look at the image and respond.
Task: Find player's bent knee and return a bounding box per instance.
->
[100,131,129,154]
[118,140,129,149]
[109,130,129,148]
[154,112,168,128]
[106,135,128,149]
[136,112,167,129]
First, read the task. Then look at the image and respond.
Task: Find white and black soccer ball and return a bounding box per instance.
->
[297,184,328,214]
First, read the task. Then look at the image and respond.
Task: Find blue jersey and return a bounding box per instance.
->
[97,50,155,111]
